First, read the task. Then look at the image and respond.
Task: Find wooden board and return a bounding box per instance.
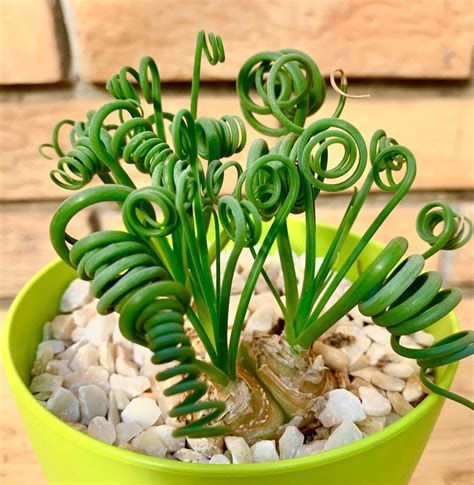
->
[0,203,93,299]
[1,93,473,202]
[70,0,473,82]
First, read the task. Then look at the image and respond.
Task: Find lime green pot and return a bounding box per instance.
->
[2,222,458,484]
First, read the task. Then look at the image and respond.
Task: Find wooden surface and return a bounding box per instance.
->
[71,0,473,81]
[1,93,473,203]
[0,298,472,484]
[1,0,473,87]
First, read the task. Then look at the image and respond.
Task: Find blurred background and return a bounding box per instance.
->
[0,1,472,483]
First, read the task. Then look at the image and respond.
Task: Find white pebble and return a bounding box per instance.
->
[157,392,180,420]
[37,340,65,358]
[358,415,387,435]
[113,390,130,410]
[387,391,414,416]
[30,373,63,394]
[350,366,379,381]
[116,422,143,443]
[338,328,371,365]
[386,412,402,426]
[139,362,161,379]
[115,359,138,377]
[78,385,108,425]
[84,314,116,346]
[224,436,252,464]
[296,439,326,457]
[60,279,92,313]
[112,325,132,349]
[359,386,391,416]
[71,326,85,342]
[227,295,248,327]
[371,372,405,392]
[99,343,115,373]
[209,454,231,464]
[115,343,133,362]
[64,366,110,393]
[250,440,279,463]
[319,389,365,427]
[363,325,390,345]
[349,354,370,372]
[131,428,167,457]
[187,437,224,458]
[399,335,422,349]
[31,354,53,376]
[132,344,153,367]
[118,442,139,451]
[366,342,387,366]
[57,340,86,361]
[72,301,97,327]
[312,341,349,372]
[174,448,209,463]
[110,374,151,398]
[46,388,80,421]
[51,314,76,340]
[383,362,414,379]
[279,425,304,460]
[87,416,116,445]
[108,391,120,426]
[153,425,185,452]
[43,322,53,340]
[45,359,70,376]
[70,343,99,372]
[324,420,363,451]
[231,272,246,294]
[121,398,161,429]
[248,291,274,313]
[245,303,281,335]
[402,376,423,402]
[69,422,87,432]
[412,330,435,347]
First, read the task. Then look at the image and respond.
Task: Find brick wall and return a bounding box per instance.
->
[0,2,473,482]
[0,0,473,306]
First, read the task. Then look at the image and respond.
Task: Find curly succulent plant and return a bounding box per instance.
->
[42,31,473,437]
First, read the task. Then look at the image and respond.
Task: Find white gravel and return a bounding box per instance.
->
[30,268,433,463]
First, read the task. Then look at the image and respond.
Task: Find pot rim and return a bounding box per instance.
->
[2,224,459,477]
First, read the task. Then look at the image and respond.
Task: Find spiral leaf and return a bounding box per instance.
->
[196,115,246,162]
[107,56,167,140]
[416,201,473,259]
[51,186,228,436]
[298,118,367,192]
[237,49,325,137]
[122,186,179,239]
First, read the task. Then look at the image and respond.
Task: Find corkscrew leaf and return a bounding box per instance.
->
[44,30,474,440]
[417,201,473,258]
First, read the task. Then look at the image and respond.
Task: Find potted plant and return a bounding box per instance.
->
[3,31,472,484]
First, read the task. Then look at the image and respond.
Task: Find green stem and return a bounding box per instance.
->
[296,146,417,346]
[276,222,298,320]
[249,246,288,321]
[228,154,300,377]
[293,181,317,336]
[186,308,219,366]
[194,359,231,387]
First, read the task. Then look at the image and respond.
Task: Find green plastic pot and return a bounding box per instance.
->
[2,221,458,484]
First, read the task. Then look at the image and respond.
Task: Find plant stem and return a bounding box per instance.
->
[292,181,317,336]
[249,247,288,321]
[276,222,299,321]
[194,359,231,387]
